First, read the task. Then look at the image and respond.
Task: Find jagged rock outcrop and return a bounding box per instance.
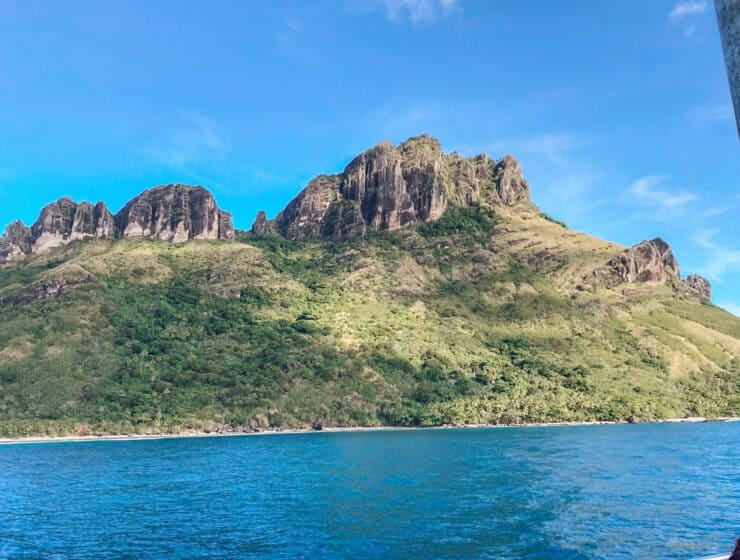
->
[30,197,77,253]
[584,238,680,289]
[582,238,713,301]
[0,199,113,263]
[251,210,276,237]
[493,155,531,206]
[30,198,114,253]
[445,152,495,206]
[684,274,712,300]
[0,185,234,263]
[115,185,234,242]
[254,134,531,241]
[0,221,32,264]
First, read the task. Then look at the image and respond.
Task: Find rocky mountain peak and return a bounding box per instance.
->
[114,184,234,242]
[253,134,532,242]
[2,220,31,244]
[29,197,114,254]
[399,134,443,157]
[0,221,32,264]
[0,184,234,264]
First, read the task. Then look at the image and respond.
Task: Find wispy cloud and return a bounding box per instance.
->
[700,206,731,218]
[371,0,460,24]
[454,132,581,166]
[629,175,697,214]
[693,229,740,283]
[486,131,607,232]
[668,1,707,38]
[149,112,226,183]
[523,133,579,166]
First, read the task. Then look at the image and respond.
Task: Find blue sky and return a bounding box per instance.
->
[0,0,738,313]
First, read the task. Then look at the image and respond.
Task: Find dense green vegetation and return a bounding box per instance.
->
[417,204,499,238]
[0,216,738,437]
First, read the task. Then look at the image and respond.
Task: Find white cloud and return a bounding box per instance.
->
[668,1,707,38]
[629,175,697,213]
[693,229,740,282]
[537,171,605,227]
[496,132,606,232]
[453,132,581,167]
[669,1,707,20]
[377,0,459,24]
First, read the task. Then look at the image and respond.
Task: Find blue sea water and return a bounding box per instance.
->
[0,423,738,560]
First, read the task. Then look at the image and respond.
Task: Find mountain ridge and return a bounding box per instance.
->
[0,184,235,265]
[0,135,713,303]
[0,135,736,437]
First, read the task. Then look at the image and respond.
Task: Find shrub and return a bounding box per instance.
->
[539,212,568,228]
[418,204,499,238]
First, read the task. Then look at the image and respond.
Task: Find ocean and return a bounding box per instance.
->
[0,422,738,559]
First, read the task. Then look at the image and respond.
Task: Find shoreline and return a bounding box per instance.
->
[0,416,737,446]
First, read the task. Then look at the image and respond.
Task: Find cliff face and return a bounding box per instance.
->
[255,135,531,242]
[30,198,115,253]
[0,185,233,263]
[115,185,234,242]
[341,141,418,232]
[273,176,342,241]
[0,199,114,263]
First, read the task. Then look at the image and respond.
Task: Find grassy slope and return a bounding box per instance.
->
[0,208,737,436]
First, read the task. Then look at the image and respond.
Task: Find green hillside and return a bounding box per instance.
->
[1,205,737,437]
